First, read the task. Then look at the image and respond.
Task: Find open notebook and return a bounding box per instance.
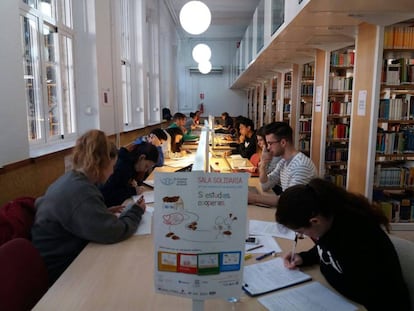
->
[243,257,311,297]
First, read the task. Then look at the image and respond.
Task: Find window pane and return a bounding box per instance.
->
[271,0,284,35]
[21,15,44,141]
[121,63,132,125]
[22,0,36,9]
[256,0,264,53]
[40,0,56,19]
[62,0,73,28]
[61,36,76,134]
[43,25,60,137]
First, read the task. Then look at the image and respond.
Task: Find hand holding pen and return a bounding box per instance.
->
[284,233,303,269]
[135,195,146,212]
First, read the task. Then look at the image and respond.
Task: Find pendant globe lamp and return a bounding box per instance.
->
[192,43,211,63]
[198,60,212,74]
[179,1,211,35]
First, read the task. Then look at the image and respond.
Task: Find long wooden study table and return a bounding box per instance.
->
[33,161,365,311]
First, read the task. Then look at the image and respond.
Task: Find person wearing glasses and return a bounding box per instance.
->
[276,178,410,311]
[248,121,317,206]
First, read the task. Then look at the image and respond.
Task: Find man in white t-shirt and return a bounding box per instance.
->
[248,122,317,207]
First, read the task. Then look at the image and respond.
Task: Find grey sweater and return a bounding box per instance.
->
[32,170,144,285]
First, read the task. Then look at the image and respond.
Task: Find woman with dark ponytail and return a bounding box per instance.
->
[276,178,410,311]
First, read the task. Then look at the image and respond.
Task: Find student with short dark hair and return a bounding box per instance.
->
[248,121,317,207]
[232,117,257,159]
[134,128,167,167]
[32,130,146,286]
[100,142,159,206]
[277,178,410,311]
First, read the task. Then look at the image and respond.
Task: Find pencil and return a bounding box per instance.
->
[247,244,264,252]
[290,233,298,264]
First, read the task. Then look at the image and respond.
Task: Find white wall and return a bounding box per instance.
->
[178,39,247,117]
[0,0,31,166]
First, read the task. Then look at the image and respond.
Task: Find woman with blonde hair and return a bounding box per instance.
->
[32,130,146,286]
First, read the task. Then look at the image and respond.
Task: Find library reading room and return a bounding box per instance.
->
[1,0,414,310]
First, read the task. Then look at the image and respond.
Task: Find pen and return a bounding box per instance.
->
[290,233,298,264]
[246,244,264,252]
[256,251,275,261]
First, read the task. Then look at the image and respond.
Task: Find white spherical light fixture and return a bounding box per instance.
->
[179,1,211,35]
[192,43,211,63]
[198,61,212,74]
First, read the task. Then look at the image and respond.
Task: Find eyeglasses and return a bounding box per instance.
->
[266,140,281,146]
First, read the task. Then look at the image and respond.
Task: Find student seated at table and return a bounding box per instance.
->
[215,112,234,134]
[100,142,159,206]
[134,128,167,167]
[229,117,257,159]
[169,112,198,142]
[277,178,411,311]
[163,127,185,157]
[31,129,147,286]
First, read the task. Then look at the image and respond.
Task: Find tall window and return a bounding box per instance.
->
[20,0,76,145]
[120,0,132,126]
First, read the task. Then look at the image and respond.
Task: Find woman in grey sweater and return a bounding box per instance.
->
[32,130,146,286]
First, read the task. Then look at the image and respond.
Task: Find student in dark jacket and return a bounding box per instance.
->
[277,178,410,311]
[232,117,257,159]
[32,130,147,285]
[100,142,159,206]
[134,128,167,167]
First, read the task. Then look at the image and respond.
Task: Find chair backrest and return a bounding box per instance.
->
[0,196,36,246]
[0,238,48,311]
[389,235,414,311]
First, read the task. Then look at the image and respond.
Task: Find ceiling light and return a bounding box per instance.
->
[198,61,212,74]
[192,43,211,63]
[179,1,211,35]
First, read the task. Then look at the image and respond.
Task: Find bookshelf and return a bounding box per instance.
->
[324,47,354,188]
[283,71,292,124]
[299,62,314,156]
[373,29,414,228]
[271,77,277,122]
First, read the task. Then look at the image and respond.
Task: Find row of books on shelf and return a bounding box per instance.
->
[325,146,348,162]
[301,84,313,97]
[374,165,414,188]
[384,26,414,49]
[383,58,414,85]
[329,100,352,115]
[330,49,355,67]
[302,63,314,77]
[379,199,414,223]
[378,96,414,120]
[325,173,347,188]
[299,139,310,152]
[327,123,349,139]
[376,130,405,154]
[329,76,353,92]
[299,120,311,132]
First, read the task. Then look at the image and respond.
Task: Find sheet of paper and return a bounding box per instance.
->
[134,206,154,235]
[258,281,358,311]
[133,191,154,204]
[249,220,295,240]
[245,235,282,253]
[243,257,311,296]
[164,156,195,168]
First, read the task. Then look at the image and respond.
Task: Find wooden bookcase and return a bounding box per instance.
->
[373,29,414,228]
[324,47,355,187]
[299,62,314,156]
